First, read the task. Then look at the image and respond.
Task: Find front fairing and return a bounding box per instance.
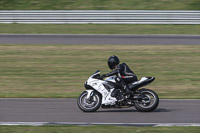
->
[104,76,116,83]
[86,72,116,88]
[85,70,102,90]
[85,70,117,105]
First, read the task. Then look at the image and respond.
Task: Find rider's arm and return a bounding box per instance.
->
[104,69,118,77]
[102,64,124,78]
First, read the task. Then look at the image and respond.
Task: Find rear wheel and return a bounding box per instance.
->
[134,89,159,112]
[77,91,101,112]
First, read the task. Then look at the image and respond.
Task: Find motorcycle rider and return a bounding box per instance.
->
[100,55,138,98]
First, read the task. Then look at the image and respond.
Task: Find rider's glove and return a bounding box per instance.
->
[100,74,106,80]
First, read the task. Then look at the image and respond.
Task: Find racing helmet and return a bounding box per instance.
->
[108,55,120,70]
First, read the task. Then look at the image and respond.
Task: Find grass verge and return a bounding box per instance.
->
[0,44,199,98]
[0,125,200,133]
[0,0,200,10]
[1,24,200,35]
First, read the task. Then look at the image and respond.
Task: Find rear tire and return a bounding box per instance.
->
[77,91,102,112]
[134,89,159,112]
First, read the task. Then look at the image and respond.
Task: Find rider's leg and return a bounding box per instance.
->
[115,77,130,96]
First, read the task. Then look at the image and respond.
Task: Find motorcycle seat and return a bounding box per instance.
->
[128,77,155,90]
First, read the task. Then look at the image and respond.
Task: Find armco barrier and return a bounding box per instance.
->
[0,10,200,24]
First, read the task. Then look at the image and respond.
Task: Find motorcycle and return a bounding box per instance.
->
[77,70,159,112]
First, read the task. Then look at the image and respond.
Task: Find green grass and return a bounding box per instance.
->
[0,44,199,98]
[0,125,200,133]
[0,0,200,10]
[1,24,200,35]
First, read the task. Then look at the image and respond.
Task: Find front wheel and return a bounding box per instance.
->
[77,91,102,112]
[134,89,159,112]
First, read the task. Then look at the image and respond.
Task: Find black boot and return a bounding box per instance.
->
[117,92,124,102]
[124,86,131,98]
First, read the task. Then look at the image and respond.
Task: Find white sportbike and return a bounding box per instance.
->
[77,70,159,112]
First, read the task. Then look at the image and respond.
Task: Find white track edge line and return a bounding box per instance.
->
[0,122,200,127]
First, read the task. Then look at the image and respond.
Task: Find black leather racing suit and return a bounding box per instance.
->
[103,63,138,89]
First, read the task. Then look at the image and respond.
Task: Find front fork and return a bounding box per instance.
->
[86,90,94,102]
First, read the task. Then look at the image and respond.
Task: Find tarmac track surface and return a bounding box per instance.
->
[0,34,200,126]
[0,34,200,45]
[0,99,200,124]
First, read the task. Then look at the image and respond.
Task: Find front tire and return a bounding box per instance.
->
[134,89,159,112]
[77,91,102,112]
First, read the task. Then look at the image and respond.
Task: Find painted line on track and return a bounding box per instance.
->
[0,122,200,127]
[0,98,199,100]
